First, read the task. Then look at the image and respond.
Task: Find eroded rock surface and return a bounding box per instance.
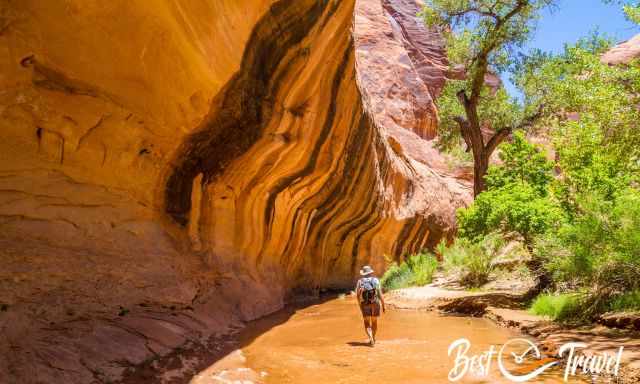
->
[601,33,640,65]
[0,0,469,382]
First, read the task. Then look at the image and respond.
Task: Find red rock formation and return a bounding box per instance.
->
[356,0,448,141]
[601,33,640,65]
[0,0,469,382]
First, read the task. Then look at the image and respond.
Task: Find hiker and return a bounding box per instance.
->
[355,265,385,346]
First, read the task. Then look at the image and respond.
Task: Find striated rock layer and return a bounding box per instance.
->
[0,0,469,382]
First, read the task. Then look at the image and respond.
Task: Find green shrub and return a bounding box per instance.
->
[529,293,581,320]
[441,235,502,287]
[540,189,640,311]
[381,252,439,291]
[380,262,413,290]
[485,131,555,196]
[457,133,563,244]
[409,253,439,286]
[457,183,563,244]
[608,290,640,312]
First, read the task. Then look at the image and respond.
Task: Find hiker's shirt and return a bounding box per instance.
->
[356,277,381,304]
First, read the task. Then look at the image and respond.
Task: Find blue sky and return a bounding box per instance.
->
[503,0,640,96]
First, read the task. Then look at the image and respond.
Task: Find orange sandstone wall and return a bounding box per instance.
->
[0,0,469,382]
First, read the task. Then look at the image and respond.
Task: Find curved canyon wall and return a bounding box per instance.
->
[0,0,469,382]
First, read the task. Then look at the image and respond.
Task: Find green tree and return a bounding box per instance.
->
[604,1,640,24]
[422,0,556,196]
[485,131,554,195]
[516,34,640,215]
[516,34,640,316]
[624,3,640,23]
[537,188,640,316]
[457,132,561,244]
[456,132,561,294]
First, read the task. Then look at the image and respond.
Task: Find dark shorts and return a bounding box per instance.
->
[360,301,381,317]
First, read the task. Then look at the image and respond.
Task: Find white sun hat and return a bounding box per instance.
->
[359,265,374,276]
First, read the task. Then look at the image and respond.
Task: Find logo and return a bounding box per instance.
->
[447,338,623,382]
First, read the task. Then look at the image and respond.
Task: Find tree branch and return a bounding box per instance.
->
[456,89,470,108]
[457,89,484,151]
[483,99,542,156]
[468,0,529,107]
[485,127,512,155]
[449,7,500,21]
[454,116,473,152]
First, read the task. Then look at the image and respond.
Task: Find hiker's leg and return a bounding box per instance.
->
[371,317,378,340]
[362,317,370,334]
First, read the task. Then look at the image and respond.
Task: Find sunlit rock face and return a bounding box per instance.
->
[601,33,640,65]
[0,0,469,382]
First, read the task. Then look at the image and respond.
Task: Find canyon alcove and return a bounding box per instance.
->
[0,0,470,382]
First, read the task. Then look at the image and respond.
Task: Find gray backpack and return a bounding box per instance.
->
[360,277,377,304]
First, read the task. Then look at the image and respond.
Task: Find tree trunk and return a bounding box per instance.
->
[455,90,511,197]
[473,151,489,197]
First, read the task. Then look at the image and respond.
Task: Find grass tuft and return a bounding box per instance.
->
[608,290,640,312]
[441,235,502,287]
[529,293,581,320]
[381,252,438,291]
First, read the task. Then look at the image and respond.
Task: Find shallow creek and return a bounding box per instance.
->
[194,296,589,383]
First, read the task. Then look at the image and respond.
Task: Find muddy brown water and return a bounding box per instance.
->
[189,296,597,383]
[192,296,593,384]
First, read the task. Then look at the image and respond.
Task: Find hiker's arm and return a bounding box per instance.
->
[378,286,386,312]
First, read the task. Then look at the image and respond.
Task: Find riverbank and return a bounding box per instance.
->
[117,296,335,383]
[386,286,640,383]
